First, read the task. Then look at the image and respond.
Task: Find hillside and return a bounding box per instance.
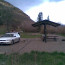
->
[0,0,65,34]
[0,0,36,32]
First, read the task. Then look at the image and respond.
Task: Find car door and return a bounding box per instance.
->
[14,34,19,42]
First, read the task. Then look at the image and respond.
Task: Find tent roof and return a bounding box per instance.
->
[32,20,60,27]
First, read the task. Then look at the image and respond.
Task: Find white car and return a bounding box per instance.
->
[0,32,20,44]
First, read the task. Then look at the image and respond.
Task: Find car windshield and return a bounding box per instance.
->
[2,34,14,37]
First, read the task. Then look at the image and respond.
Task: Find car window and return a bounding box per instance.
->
[2,34,14,37]
[14,33,20,37]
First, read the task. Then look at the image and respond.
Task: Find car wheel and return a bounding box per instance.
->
[11,40,14,44]
[18,38,20,42]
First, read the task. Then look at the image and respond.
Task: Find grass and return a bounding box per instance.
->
[0,26,6,35]
[21,33,41,38]
[58,34,65,37]
[0,51,65,65]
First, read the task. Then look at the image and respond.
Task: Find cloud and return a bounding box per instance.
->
[49,0,64,2]
[5,0,65,24]
[25,1,65,24]
[5,0,43,11]
[5,0,64,11]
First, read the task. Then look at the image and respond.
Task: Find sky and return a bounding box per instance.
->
[5,0,65,25]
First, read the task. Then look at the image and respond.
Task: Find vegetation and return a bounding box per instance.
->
[0,1,12,25]
[37,12,43,22]
[0,26,6,35]
[58,34,65,37]
[21,32,41,38]
[0,0,35,32]
[0,51,65,65]
[0,0,17,32]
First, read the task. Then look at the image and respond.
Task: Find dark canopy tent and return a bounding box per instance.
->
[32,20,60,42]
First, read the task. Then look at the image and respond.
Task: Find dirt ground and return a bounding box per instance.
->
[0,35,65,54]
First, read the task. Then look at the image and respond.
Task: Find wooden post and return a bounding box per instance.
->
[44,24,47,43]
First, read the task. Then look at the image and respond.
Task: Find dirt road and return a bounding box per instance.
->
[0,35,65,54]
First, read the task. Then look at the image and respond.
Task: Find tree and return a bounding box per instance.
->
[37,12,43,32]
[0,18,3,25]
[47,15,50,21]
[37,12,43,22]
